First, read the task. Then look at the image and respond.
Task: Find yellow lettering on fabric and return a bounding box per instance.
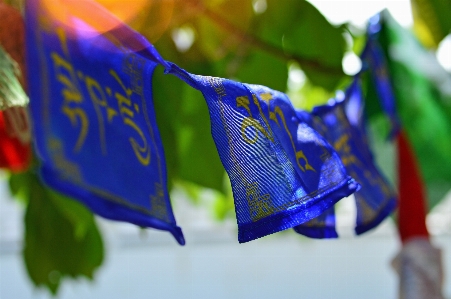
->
[149,183,169,221]
[110,69,151,166]
[246,182,273,221]
[51,29,88,152]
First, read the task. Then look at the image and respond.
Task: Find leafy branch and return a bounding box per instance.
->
[185,0,345,76]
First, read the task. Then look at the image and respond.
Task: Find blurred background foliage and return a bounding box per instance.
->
[2,0,450,295]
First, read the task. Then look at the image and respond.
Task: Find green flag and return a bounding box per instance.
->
[368,10,451,209]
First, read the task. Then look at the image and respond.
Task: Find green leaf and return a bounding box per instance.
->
[153,65,185,191]
[9,170,33,203]
[176,180,203,205]
[301,66,344,92]
[23,171,104,294]
[49,190,97,240]
[153,58,226,194]
[194,16,231,61]
[213,194,234,220]
[256,0,347,90]
[194,0,254,61]
[233,49,288,92]
[295,80,334,111]
[176,84,225,192]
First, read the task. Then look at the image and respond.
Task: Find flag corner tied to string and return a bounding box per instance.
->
[165,62,359,243]
[294,77,397,238]
[25,0,184,245]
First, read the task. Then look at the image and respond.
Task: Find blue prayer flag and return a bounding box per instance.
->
[293,109,339,239]
[293,206,337,239]
[295,79,397,237]
[25,0,184,244]
[361,14,401,139]
[166,63,358,243]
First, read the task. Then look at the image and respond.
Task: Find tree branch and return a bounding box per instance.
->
[185,0,345,76]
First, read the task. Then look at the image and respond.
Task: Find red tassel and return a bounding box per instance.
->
[396,130,429,243]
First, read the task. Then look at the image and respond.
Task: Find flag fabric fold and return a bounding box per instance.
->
[26,0,184,245]
[293,206,337,239]
[165,63,359,243]
[295,78,397,237]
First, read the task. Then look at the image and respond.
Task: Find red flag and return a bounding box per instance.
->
[396,129,429,243]
[394,130,444,299]
[0,109,31,171]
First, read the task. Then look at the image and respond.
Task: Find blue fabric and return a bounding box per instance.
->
[361,14,401,139]
[166,63,358,243]
[293,110,339,239]
[294,79,397,237]
[25,0,184,245]
[293,206,337,239]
